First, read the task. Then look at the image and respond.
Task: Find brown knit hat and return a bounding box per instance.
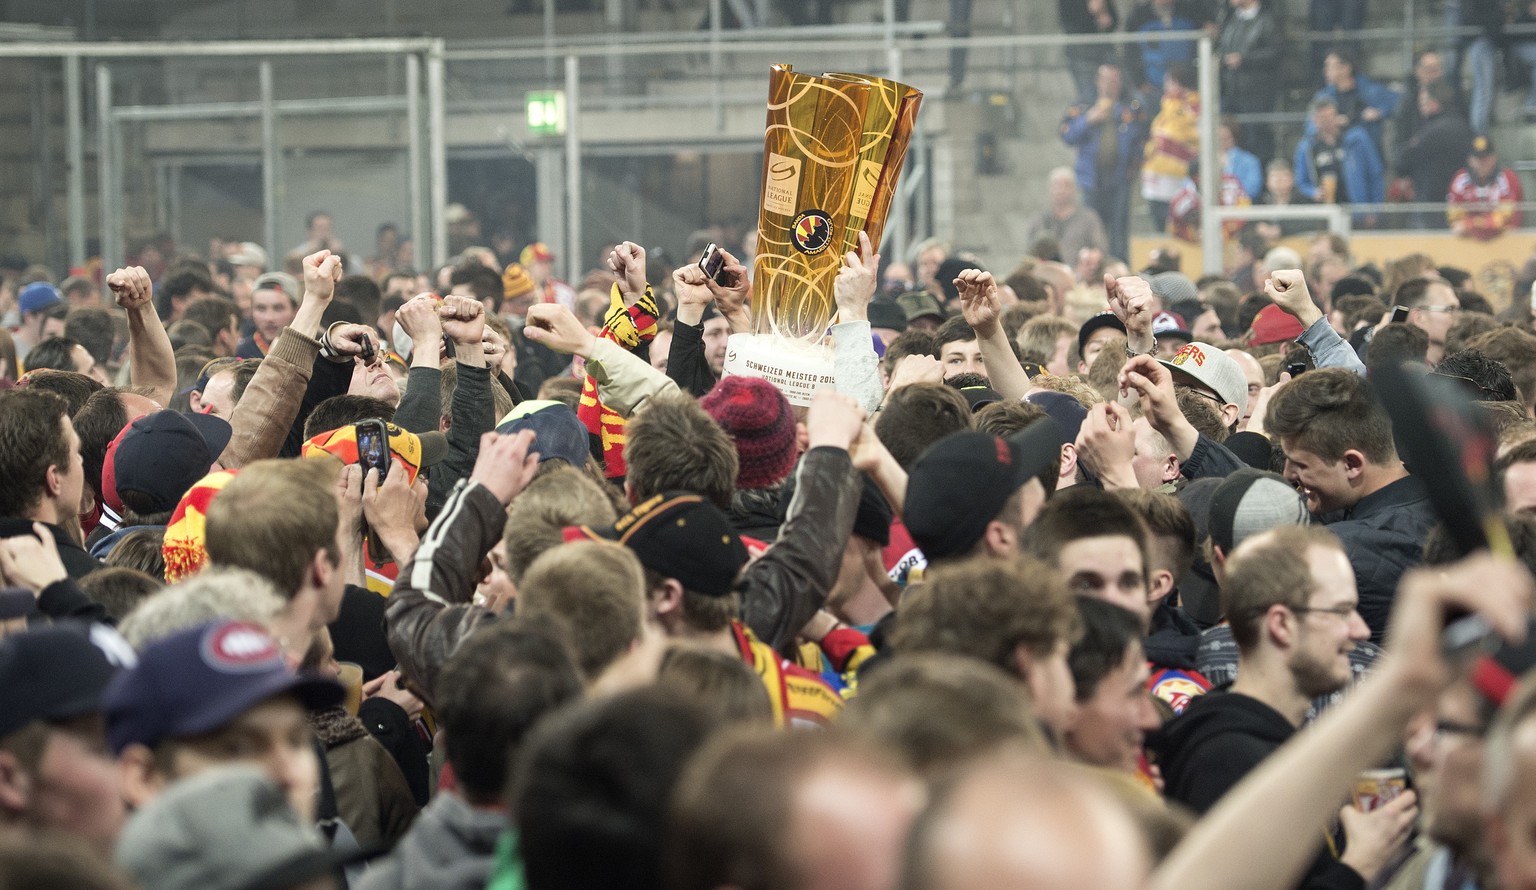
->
[700,377,798,490]
[502,263,535,301]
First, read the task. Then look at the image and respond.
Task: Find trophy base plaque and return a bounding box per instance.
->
[720,333,836,407]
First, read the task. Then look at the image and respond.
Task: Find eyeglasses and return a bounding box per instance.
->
[1288,603,1359,620]
[1177,385,1224,406]
[1418,304,1461,314]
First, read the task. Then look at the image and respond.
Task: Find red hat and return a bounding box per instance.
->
[1248,304,1306,346]
[700,376,798,490]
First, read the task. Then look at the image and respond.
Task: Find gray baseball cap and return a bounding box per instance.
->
[1159,341,1250,419]
[115,765,369,890]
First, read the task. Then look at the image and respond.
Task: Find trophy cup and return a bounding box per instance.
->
[721,65,922,405]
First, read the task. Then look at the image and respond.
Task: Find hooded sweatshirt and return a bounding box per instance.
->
[1150,689,1367,890]
[354,792,505,890]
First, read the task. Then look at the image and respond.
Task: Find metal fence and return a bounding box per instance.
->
[5,2,1535,281]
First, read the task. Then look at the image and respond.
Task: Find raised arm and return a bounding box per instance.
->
[106,267,176,407]
[1107,272,1156,358]
[1266,270,1366,377]
[1151,555,1532,890]
[525,302,679,418]
[738,390,864,650]
[386,431,539,697]
[956,269,1033,400]
[831,230,885,414]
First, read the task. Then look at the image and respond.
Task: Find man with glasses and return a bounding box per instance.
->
[1152,525,1416,887]
[1393,277,1462,366]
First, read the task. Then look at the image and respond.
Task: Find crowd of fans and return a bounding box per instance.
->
[1052,0,1535,257]
[4,191,1536,890]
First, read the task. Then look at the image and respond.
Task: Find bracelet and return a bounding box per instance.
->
[318,321,354,363]
[1124,342,1155,360]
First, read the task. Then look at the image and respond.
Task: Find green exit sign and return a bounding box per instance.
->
[526,91,566,135]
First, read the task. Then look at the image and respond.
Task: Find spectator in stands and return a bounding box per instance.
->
[1459,0,1506,134]
[1307,0,1367,81]
[1294,96,1385,210]
[1311,49,1400,153]
[1025,167,1110,265]
[1220,118,1263,200]
[1141,62,1200,232]
[1448,136,1525,240]
[1061,63,1147,263]
[1394,81,1474,230]
[1125,0,1206,99]
[1215,0,1282,163]
[1393,50,1459,162]
[1058,0,1120,102]
[1254,162,1317,240]
[1513,2,1536,121]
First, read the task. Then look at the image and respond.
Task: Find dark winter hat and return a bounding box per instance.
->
[700,376,799,490]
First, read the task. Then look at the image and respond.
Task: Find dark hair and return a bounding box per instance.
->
[975,400,1047,439]
[881,330,939,377]
[319,301,364,328]
[945,371,991,391]
[1363,324,1431,376]
[335,275,383,318]
[1025,486,1149,574]
[303,395,398,439]
[0,390,72,518]
[434,618,585,804]
[24,337,85,376]
[77,566,162,621]
[450,264,506,313]
[874,383,974,471]
[935,258,983,303]
[624,395,738,510]
[514,689,717,890]
[182,296,238,344]
[1165,62,1195,90]
[72,389,131,507]
[17,369,100,416]
[1392,277,1443,310]
[65,307,116,366]
[1265,368,1397,463]
[166,320,213,353]
[1435,348,1517,401]
[157,269,215,320]
[1068,597,1143,701]
[934,315,978,353]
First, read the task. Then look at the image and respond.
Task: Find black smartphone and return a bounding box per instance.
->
[1390,305,1410,324]
[354,419,390,483]
[358,332,376,363]
[699,242,727,285]
[1285,362,1307,378]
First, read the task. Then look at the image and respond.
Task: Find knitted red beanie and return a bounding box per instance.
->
[700,376,798,490]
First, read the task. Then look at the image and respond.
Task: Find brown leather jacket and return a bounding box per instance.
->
[385,446,861,700]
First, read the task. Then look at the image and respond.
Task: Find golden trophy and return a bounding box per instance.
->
[722,65,922,405]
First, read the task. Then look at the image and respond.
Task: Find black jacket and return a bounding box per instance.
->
[666,320,719,398]
[1324,475,1436,644]
[1145,599,1202,672]
[1397,110,1475,204]
[0,518,101,581]
[1151,690,1366,890]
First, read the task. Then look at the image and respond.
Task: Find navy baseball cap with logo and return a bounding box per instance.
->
[573,492,750,598]
[903,417,1065,561]
[0,625,119,738]
[104,620,343,755]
